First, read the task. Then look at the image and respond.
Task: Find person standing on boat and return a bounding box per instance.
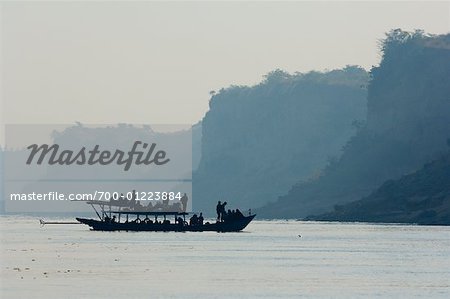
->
[180,193,188,212]
[216,201,222,221]
[222,202,227,221]
[216,201,227,222]
[198,213,204,225]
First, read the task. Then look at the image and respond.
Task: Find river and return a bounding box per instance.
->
[1,216,449,298]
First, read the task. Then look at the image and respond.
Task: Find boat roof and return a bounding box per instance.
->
[111,211,189,216]
[85,200,132,207]
[82,200,189,216]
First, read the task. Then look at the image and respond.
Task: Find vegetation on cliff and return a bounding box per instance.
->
[308,149,450,225]
[258,30,450,219]
[193,66,368,212]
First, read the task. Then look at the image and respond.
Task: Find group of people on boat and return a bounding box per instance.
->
[189,213,204,226]
[109,190,189,213]
[216,201,245,222]
[103,215,117,223]
[103,214,174,225]
[99,198,247,227]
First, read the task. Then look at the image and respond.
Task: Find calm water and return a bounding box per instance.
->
[1,216,449,298]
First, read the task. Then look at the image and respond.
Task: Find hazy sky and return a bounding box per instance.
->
[1,1,449,135]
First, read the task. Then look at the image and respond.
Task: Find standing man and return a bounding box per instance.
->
[216,201,222,221]
[180,193,188,212]
[221,202,227,221]
[198,213,204,225]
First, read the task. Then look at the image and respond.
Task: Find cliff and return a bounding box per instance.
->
[193,66,368,212]
[258,30,450,218]
[308,150,450,225]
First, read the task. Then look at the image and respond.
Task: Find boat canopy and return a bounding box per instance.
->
[110,211,189,216]
[85,200,129,207]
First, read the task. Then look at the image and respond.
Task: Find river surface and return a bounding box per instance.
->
[1,216,449,298]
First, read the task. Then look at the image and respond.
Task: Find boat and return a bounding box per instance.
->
[75,200,256,232]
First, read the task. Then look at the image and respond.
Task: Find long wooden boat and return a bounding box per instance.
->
[76,212,255,232]
[75,200,255,232]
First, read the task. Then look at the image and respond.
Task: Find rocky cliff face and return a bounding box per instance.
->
[193,67,368,212]
[258,31,450,219]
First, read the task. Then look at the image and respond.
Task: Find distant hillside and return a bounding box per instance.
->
[0,124,200,214]
[193,66,368,213]
[258,30,450,218]
[308,150,450,225]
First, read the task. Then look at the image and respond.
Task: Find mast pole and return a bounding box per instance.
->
[89,203,102,220]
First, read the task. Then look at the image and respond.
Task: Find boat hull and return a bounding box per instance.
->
[76,215,256,232]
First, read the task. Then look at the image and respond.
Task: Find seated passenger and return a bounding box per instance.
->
[235,208,244,218]
[189,214,198,226]
[224,209,232,222]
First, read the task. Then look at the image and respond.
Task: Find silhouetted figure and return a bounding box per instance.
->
[235,208,244,218]
[216,201,222,221]
[111,215,116,223]
[135,200,143,211]
[147,202,155,211]
[163,195,169,207]
[216,201,230,222]
[180,193,188,212]
[154,201,163,212]
[198,213,204,225]
[190,214,198,226]
[221,202,228,221]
